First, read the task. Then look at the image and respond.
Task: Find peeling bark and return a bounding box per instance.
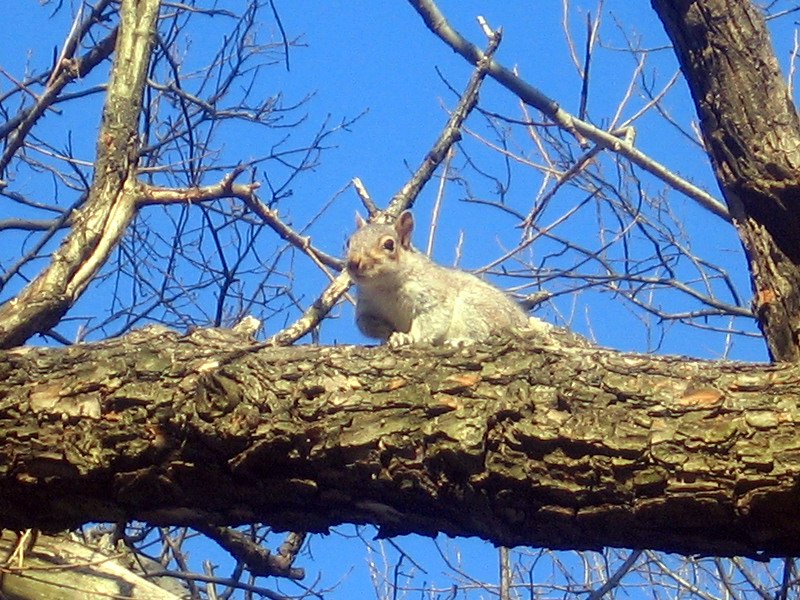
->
[1,327,799,559]
[652,0,800,361]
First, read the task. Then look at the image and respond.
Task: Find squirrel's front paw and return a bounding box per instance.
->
[387,332,415,348]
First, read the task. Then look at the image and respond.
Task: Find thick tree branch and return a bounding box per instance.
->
[0,530,182,599]
[1,327,799,559]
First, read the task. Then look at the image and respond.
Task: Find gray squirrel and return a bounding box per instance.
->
[345,210,552,346]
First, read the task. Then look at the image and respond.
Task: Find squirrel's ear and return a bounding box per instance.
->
[396,211,414,248]
[355,212,367,229]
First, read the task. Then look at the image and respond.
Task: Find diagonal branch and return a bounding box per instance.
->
[139,170,343,271]
[193,525,305,580]
[387,24,502,217]
[406,0,731,222]
[0,0,161,349]
[0,26,118,176]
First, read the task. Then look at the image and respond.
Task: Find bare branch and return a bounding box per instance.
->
[193,525,305,580]
[0,28,118,175]
[386,25,502,216]
[0,0,159,348]
[407,0,731,222]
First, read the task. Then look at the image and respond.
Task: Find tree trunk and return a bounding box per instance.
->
[1,326,799,559]
[651,0,800,361]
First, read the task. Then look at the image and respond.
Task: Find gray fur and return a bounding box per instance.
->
[345,211,535,346]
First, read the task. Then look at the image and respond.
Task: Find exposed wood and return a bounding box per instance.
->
[651,0,800,361]
[0,530,183,599]
[0,326,799,559]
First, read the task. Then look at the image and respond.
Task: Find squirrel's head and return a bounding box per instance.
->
[346,211,414,284]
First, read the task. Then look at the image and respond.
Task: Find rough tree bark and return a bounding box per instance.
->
[652,0,800,361]
[1,326,799,560]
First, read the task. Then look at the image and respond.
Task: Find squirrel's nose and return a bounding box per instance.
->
[347,258,360,275]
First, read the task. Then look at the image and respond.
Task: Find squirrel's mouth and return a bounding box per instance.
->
[346,265,364,280]
[347,266,392,287]
[346,258,374,281]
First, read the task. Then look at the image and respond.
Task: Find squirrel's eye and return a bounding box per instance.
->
[382,238,395,252]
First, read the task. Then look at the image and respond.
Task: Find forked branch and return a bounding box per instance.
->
[407,0,730,221]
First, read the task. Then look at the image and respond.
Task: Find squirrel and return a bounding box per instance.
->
[345,210,550,346]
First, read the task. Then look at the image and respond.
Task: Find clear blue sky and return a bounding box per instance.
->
[1,1,792,597]
[235,0,765,361]
[0,1,766,358]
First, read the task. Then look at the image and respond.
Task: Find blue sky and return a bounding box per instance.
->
[1,1,795,596]
[248,0,761,360]
[1,1,762,358]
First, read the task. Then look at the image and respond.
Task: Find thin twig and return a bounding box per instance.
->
[407,0,730,222]
[386,24,503,217]
[140,170,343,271]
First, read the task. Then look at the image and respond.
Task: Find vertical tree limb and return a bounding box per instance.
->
[652,0,800,361]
